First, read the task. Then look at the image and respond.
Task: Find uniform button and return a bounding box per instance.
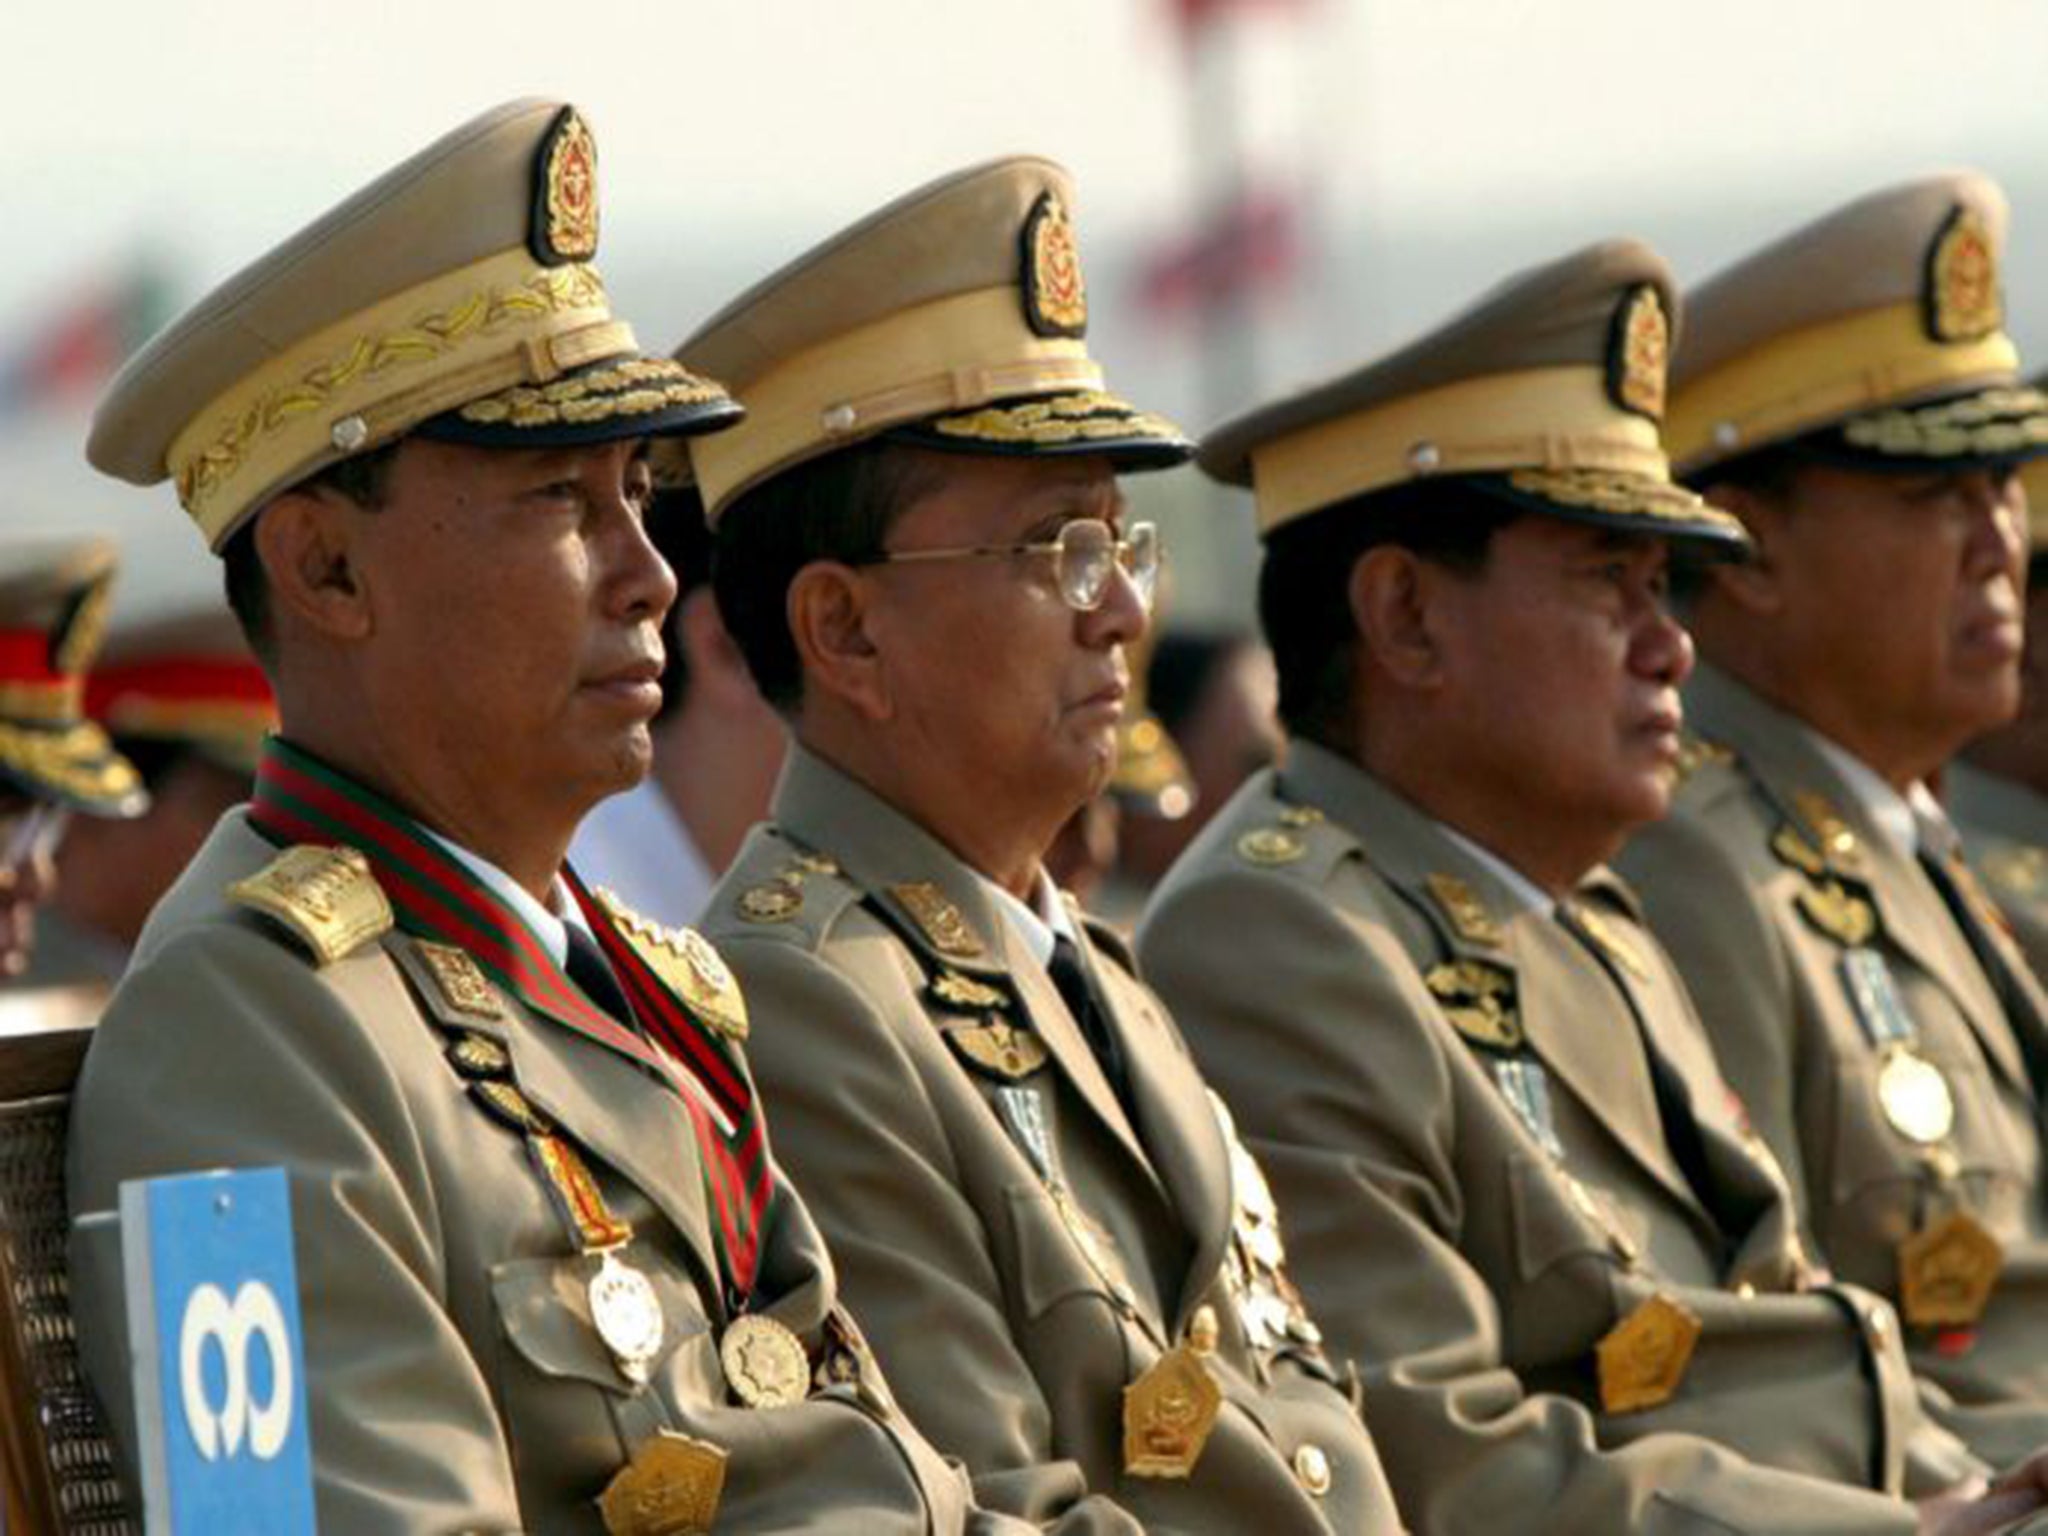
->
[1293,1443,1332,1496]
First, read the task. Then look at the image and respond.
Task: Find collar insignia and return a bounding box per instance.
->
[945,1020,1050,1081]
[1426,871,1503,948]
[415,939,503,1019]
[1925,203,2000,343]
[931,969,1008,1012]
[1021,192,1087,339]
[1607,284,1668,421]
[531,105,599,266]
[593,886,748,1040]
[889,881,986,959]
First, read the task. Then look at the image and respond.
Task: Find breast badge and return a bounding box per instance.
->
[599,1430,727,1536]
[1596,1292,1702,1414]
[946,1020,1050,1081]
[1796,880,1877,948]
[1899,1212,2004,1329]
[1123,1308,1222,1479]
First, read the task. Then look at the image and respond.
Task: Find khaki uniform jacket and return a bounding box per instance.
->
[1948,761,2048,987]
[68,810,1016,1535]
[700,745,1403,1535]
[1139,743,1968,1536]
[1619,665,2048,1470]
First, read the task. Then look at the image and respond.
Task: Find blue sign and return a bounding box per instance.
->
[119,1167,316,1534]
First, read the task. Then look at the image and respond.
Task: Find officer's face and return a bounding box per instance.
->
[1740,463,2025,767]
[1425,517,1693,843]
[863,453,1146,830]
[353,437,675,826]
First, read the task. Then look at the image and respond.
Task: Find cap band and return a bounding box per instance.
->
[691,285,1100,520]
[1669,299,2018,475]
[1248,364,1666,535]
[169,248,621,547]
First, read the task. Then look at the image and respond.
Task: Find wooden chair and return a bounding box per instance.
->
[0,998,135,1534]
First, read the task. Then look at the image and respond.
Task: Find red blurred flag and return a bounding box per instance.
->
[1169,0,1313,43]
[1138,189,1302,319]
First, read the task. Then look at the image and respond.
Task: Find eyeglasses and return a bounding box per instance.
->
[0,801,69,874]
[867,519,1161,613]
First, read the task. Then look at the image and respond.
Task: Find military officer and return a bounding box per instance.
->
[1616,177,2048,1471]
[73,99,1035,1534]
[0,535,146,1021]
[1947,397,2048,977]
[1138,240,2048,1534]
[22,601,275,1001]
[687,158,1405,1532]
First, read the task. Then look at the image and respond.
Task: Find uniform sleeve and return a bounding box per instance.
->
[67,924,525,1536]
[1618,810,1810,1206]
[725,937,1143,1536]
[1139,868,1917,1536]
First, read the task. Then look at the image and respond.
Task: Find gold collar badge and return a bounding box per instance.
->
[1608,284,1668,421]
[533,105,599,266]
[591,887,748,1041]
[889,881,986,959]
[1022,192,1088,339]
[1426,871,1504,948]
[1925,203,2000,343]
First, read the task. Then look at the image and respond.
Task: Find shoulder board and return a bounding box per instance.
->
[1230,800,1356,886]
[717,836,863,955]
[226,844,393,966]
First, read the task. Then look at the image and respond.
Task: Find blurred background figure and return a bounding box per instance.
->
[1116,627,1281,889]
[1950,418,2048,977]
[23,602,274,998]
[570,483,786,926]
[0,536,146,1025]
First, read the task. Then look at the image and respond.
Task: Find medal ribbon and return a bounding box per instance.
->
[247,735,773,1296]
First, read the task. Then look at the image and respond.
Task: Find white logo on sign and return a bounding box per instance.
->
[178,1281,293,1462]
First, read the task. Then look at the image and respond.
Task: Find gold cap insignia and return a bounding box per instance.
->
[888,882,985,959]
[415,939,503,1019]
[533,106,599,266]
[1898,1211,2004,1329]
[227,844,393,966]
[1607,284,1668,421]
[1236,827,1305,866]
[1596,1292,1702,1414]
[1424,960,1523,1052]
[1925,203,2000,343]
[1426,872,1503,948]
[1022,192,1087,339]
[599,1429,727,1536]
[931,969,1008,1012]
[945,1021,1050,1081]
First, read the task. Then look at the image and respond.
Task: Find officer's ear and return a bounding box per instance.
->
[787,562,891,721]
[1691,482,1787,617]
[254,487,373,643]
[1348,545,1444,689]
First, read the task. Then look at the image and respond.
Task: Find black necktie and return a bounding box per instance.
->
[1917,843,2048,1100]
[1555,902,1747,1250]
[1047,932,1133,1111]
[565,924,634,1024]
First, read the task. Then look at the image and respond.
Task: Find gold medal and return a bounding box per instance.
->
[1596,1293,1702,1414]
[1122,1315,1222,1479]
[720,1313,810,1409]
[599,1430,728,1536]
[589,1250,666,1386]
[1877,1047,1956,1145]
[1898,1212,2004,1328]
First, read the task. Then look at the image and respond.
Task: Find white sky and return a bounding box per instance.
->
[7,0,2047,617]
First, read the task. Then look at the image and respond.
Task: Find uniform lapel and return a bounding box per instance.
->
[1690,667,2031,1094]
[772,745,1160,1184]
[1077,920,1232,1328]
[1288,748,1709,1222]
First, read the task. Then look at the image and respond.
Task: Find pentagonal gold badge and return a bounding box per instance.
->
[1596,1292,1702,1414]
[1899,1212,2004,1328]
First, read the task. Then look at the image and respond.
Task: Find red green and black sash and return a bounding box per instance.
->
[248,735,773,1295]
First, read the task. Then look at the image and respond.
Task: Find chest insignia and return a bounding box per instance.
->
[945,1020,1051,1081]
[1425,959,1523,1051]
[1796,880,1878,948]
[930,969,1008,1012]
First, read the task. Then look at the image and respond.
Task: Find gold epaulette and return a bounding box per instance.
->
[226,844,393,965]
